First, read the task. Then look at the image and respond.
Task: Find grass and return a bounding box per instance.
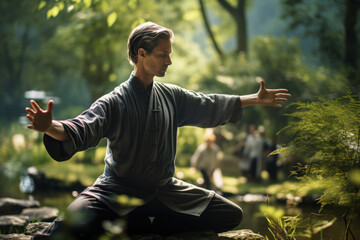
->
[37,161,104,187]
[175,166,272,195]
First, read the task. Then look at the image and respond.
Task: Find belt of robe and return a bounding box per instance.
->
[103,165,172,191]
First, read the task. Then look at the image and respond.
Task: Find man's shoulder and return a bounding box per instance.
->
[155,81,181,90]
[105,81,131,98]
[154,81,187,98]
[94,81,130,108]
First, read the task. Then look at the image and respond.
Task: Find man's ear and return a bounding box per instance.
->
[138,48,146,62]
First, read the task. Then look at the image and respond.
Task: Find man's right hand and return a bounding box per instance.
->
[25,100,53,132]
[25,100,70,141]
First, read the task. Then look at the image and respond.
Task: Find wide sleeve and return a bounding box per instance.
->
[43,95,116,161]
[174,86,243,127]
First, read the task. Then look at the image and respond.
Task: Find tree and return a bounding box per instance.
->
[198,0,249,61]
[0,0,65,121]
[39,0,203,101]
[280,0,360,92]
[41,0,159,100]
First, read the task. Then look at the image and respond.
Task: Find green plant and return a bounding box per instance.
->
[270,92,360,239]
[0,123,53,179]
[266,213,337,240]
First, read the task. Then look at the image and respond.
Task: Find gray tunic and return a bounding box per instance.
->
[43,73,242,216]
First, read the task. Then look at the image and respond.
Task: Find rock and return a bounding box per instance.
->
[218,229,265,240]
[0,215,29,234]
[164,231,219,240]
[130,234,163,240]
[25,222,51,236]
[0,228,266,240]
[0,234,32,240]
[129,230,265,240]
[130,231,218,240]
[0,198,40,215]
[26,167,85,192]
[21,207,59,222]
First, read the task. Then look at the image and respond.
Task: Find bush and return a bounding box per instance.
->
[269,92,360,239]
[0,123,53,178]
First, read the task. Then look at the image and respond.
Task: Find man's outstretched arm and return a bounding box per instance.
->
[25,100,70,141]
[240,79,291,108]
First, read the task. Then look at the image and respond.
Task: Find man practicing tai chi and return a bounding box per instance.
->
[26,22,291,239]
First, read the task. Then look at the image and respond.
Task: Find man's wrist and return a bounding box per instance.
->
[240,93,259,107]
[45,120,70,141]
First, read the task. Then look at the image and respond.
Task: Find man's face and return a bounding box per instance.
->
[143,38,172,78]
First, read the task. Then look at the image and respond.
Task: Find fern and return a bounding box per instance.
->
[277,93,360,208]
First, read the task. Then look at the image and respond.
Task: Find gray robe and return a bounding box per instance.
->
[44,73,242,216]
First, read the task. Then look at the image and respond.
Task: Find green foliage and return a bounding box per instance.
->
[0,124,53,178]
[280,0,345,67]
[260,205,285,221]
[37,162,103,186]
[280,0,360,91]
[115,195,143,207]
[176,126,206,166]
[269,93,360,239]
[266,213,337,240]
[278,93,360,208]
[266,179,326,199]
[266,216,296,240]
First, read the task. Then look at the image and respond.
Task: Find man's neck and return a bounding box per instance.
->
[134,67,154,89]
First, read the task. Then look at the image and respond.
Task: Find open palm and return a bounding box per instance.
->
[257,79,291,108]
[25,100,54,132]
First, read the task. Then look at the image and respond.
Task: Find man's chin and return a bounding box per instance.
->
[156,73,166,77]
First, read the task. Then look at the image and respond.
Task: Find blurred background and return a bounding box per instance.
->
[1,0,359,239]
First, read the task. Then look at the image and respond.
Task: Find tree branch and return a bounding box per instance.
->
[217,0,236,18]
[198,0,224,61]
[218,0,247,54]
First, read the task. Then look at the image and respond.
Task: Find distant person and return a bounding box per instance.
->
[266,135,281,182]
[25,22,291,239]
[243,125,264,181]
[191,129,222,190]
[237,124,249,176]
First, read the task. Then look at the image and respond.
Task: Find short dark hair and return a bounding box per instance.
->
[127,22,174,65]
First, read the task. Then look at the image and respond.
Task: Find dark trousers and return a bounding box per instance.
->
[249,156,258,181]
[32,193,242,240]
[200,168,212,189]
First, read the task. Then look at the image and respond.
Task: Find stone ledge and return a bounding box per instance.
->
[0,198,40,215]
[0,207,59,234]
[0,215,30,234]
[21,207,59,222]
[1,228,265,240]
[129,230,265,240]
[0,234,32,240]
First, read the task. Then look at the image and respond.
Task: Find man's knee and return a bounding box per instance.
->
[205,194,243,232]
[229,205,243,228]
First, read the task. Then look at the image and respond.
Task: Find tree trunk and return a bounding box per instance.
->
[198,0,224,61]
[217,0,247,55]
[236,0,247,55]
[344,0,359,92]
[2,27,29,120]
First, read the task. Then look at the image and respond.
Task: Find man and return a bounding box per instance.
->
[243,125,264,181]
[26,22,291,239]
[191,129,222,190]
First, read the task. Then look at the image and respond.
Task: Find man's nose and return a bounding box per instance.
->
[167,56,172,65]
